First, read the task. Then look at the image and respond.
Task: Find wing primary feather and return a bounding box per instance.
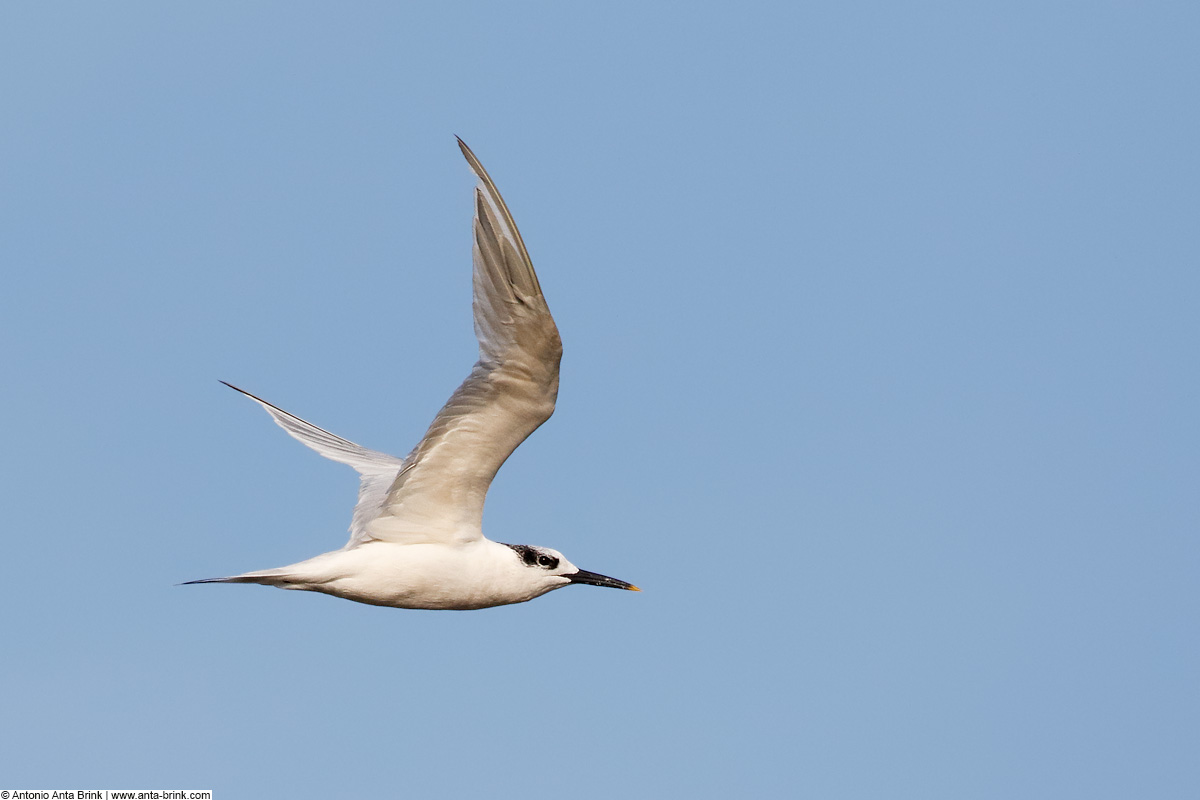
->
[457,137,543,297]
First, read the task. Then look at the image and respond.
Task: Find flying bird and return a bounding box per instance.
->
[186,139,639,609]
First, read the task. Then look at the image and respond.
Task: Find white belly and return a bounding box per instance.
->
[276,540,550,610]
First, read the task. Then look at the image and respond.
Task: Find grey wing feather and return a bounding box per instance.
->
[221,382,405,548]
[365,140,562,545]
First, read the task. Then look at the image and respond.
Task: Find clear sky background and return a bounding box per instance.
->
[1,2,1197,798]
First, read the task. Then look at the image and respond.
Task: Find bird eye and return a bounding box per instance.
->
[537,554,558,569]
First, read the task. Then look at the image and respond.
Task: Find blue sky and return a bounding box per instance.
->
[1,2,1197,797]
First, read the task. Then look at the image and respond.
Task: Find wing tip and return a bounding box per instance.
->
[455,134,473,160]
[219,380,270,408]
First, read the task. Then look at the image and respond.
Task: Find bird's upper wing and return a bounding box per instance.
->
[220,382,406,548]
[364,139,562,545]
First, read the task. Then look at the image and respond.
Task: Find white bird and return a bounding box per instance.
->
[186,139,639,610]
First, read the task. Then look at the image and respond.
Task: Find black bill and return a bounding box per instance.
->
[566,569,640,591]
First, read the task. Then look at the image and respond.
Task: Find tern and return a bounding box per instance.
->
[186,139,639,610]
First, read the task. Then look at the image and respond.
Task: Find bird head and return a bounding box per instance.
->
[503,543,639,596]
